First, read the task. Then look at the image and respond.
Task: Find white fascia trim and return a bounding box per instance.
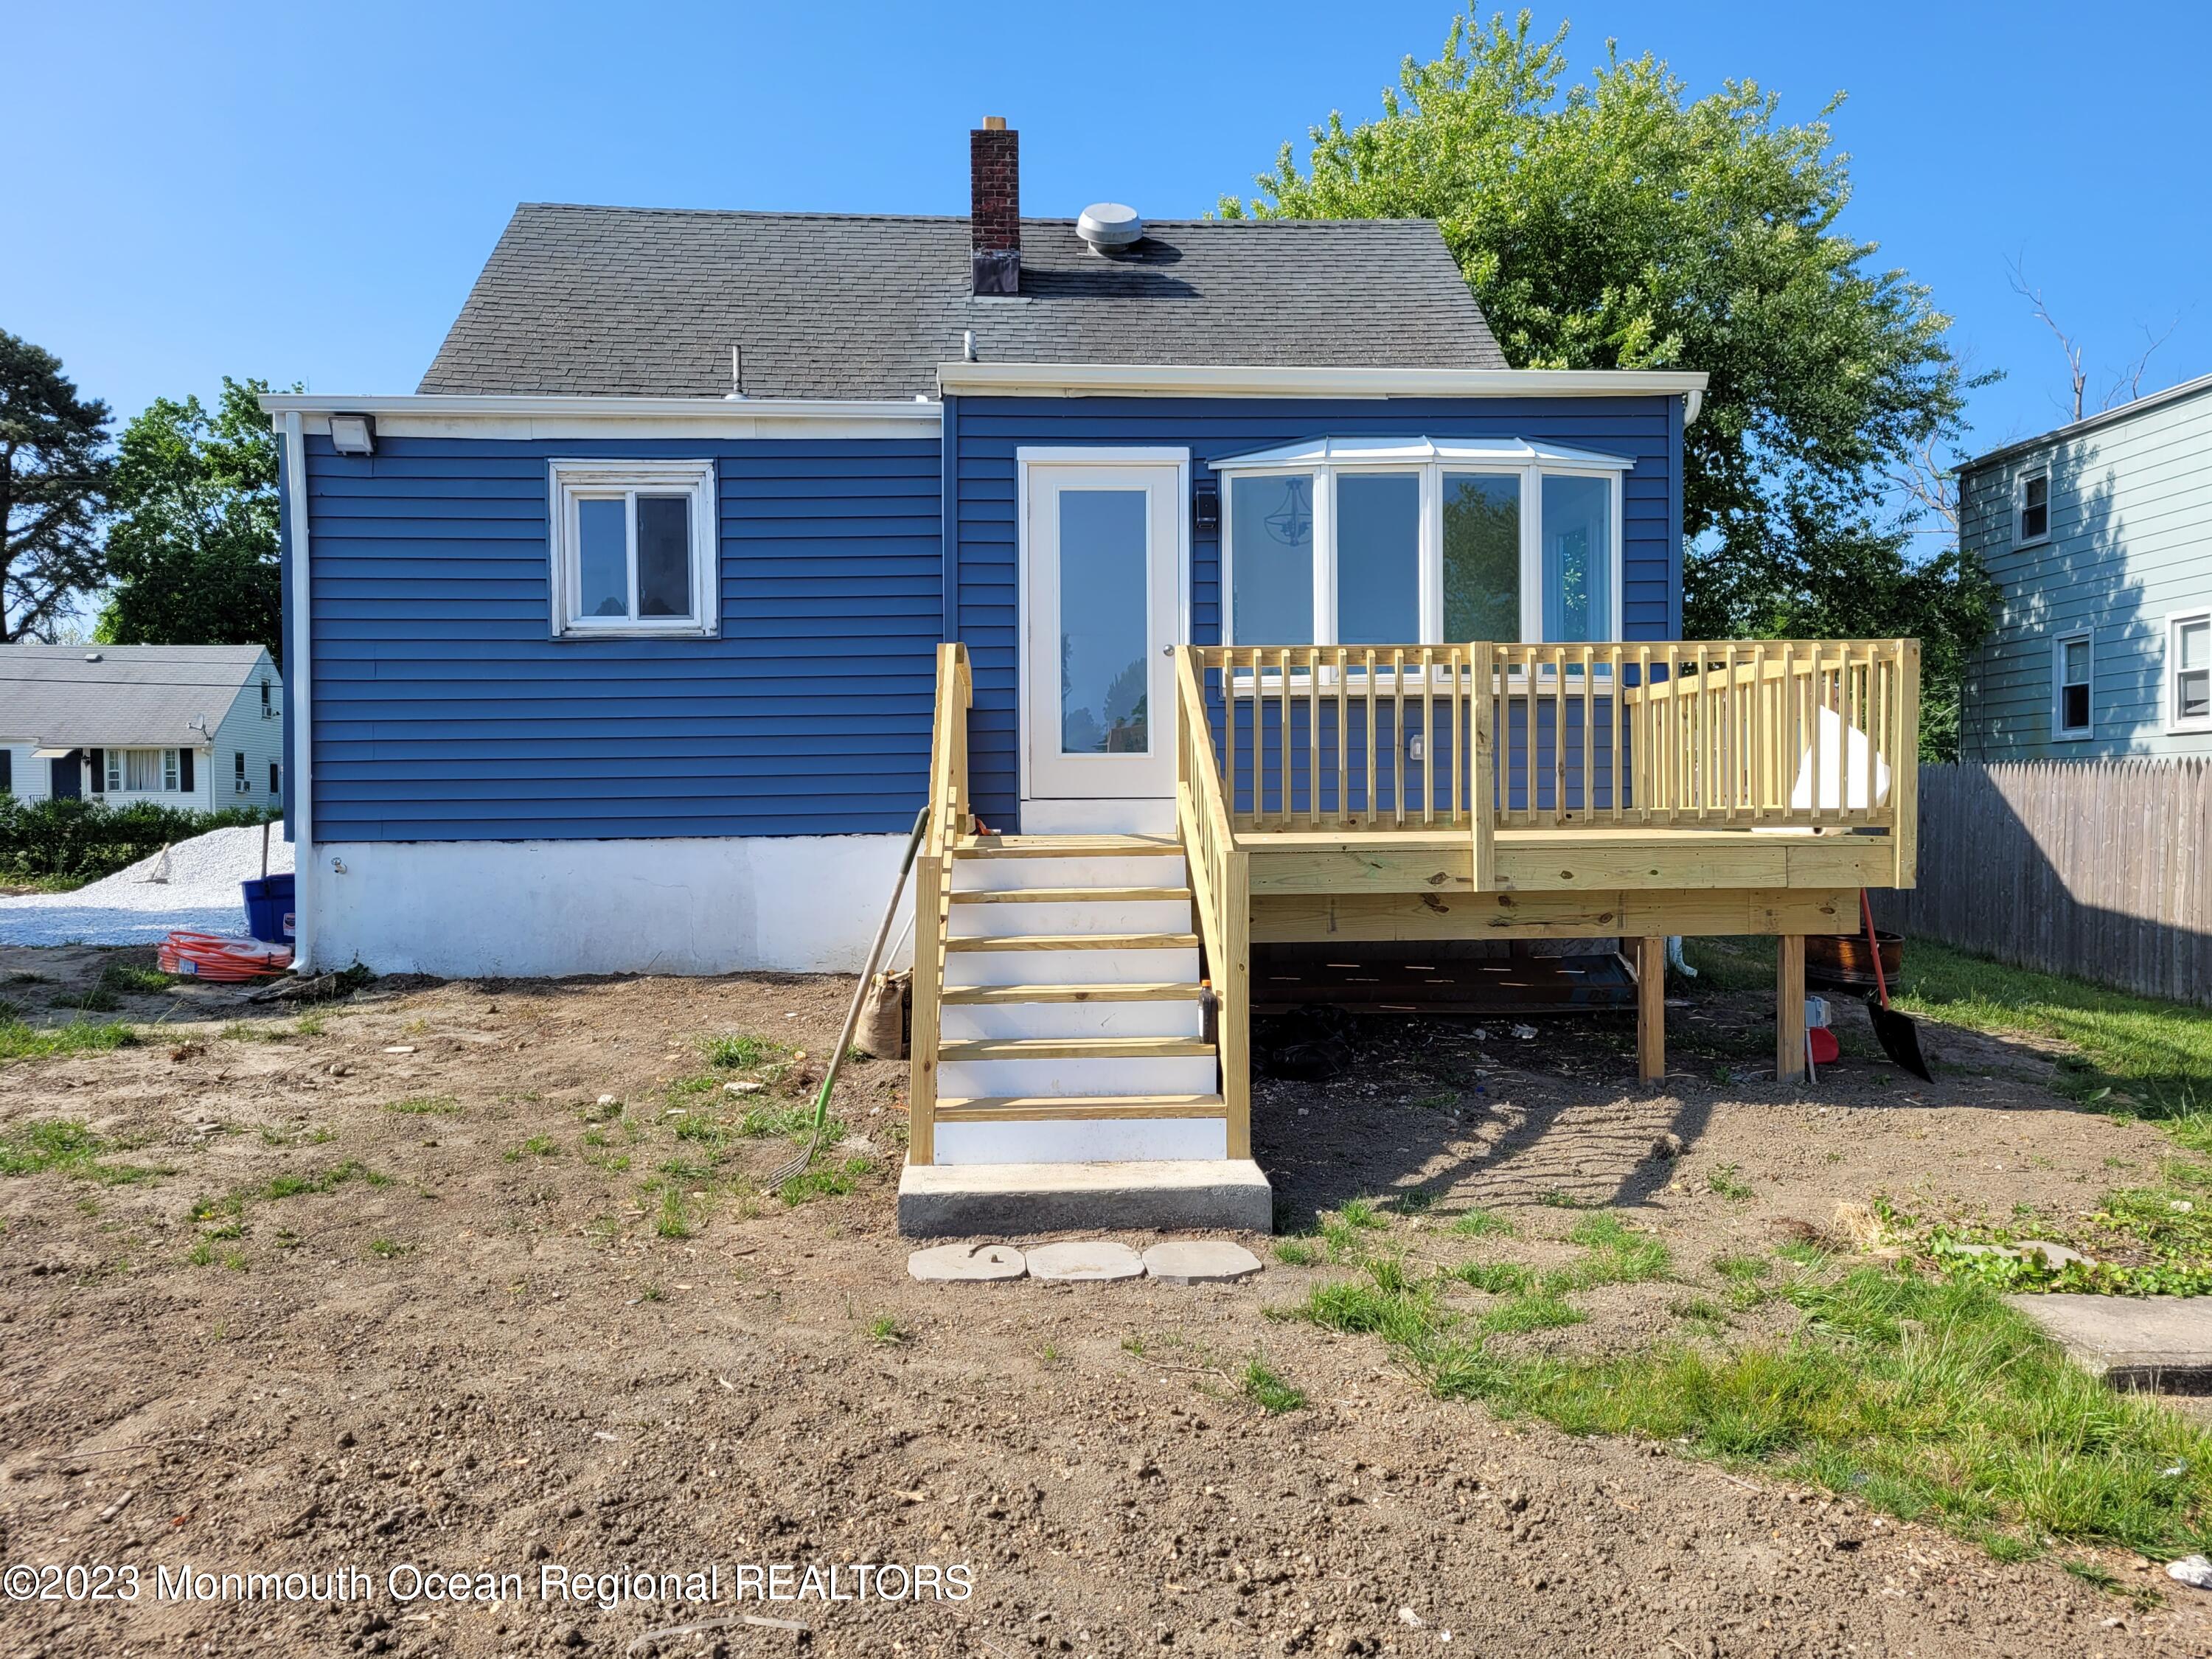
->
[257,392,942,442]
[937,362,1708,422]
[1211,435,1635,471]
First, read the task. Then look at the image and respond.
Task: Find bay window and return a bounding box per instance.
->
[1217,438,1629,646]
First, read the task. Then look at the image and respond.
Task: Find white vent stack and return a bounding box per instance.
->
[1076,203,1143,254]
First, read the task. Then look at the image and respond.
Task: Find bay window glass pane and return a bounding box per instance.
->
[1335,472,1419,644]
[1230,475,1314,644]
[1057,489,1150,755]
[1441,472,1521,641]
[577,497,629,618]
[1540,475,1613,641]
[635,495,693,619]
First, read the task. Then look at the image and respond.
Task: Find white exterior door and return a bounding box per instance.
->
[1020,453,1185,824]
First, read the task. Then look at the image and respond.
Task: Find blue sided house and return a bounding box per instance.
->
[268,119,1921,1231]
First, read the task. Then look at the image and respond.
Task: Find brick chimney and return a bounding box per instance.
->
[970,116,1020,296]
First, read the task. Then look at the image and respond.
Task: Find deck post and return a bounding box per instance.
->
[1222,846,1252,1160]
[1776,934,1806,1082]
[1467,641,1497,889]
[1635,935,1666,1085]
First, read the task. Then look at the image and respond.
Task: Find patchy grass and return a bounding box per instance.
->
[503,1135,560,1162]
[1273,1237,1324,1267]
[653,1186,692,1239]
[1239,1357,1307,1415]
[1707,1164,1754,1201]
[775,1156,872,1206]
[866,1313,907,1346]
[1561,1211,1672,1287]
[704,1032,788,1071]
[1477,1291,1584,1334]
[737,1102,821,1142]
[1448,1260,1531,1295]
[0,1019,136,1065]
[1284,1249,2212,1562]
[366,1238,411,1259]
[384,1094,461,1117]
[1447,1207,1514,1239]
[0,1119,161,1186]
[97,960,175,997]
[189,1160,387,1225]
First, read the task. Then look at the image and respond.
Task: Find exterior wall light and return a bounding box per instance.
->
[329,413,377,456]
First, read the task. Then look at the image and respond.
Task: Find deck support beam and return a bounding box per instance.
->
[1635,936,1666,1085]
[1776,934,1806,1083]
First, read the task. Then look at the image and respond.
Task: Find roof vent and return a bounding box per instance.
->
[1077,203,1143,254]
[83,652,102,663]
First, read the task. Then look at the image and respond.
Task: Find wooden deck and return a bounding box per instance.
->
[906,638,1922,1174]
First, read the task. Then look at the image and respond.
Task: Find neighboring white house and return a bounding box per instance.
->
[0,644,285,812]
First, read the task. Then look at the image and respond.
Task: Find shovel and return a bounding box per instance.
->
[1860,888,1933,1082]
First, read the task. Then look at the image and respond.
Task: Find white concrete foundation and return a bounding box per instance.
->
[307,834,912,977]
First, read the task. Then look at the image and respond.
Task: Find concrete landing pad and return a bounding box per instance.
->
[2008,1293,2212,1392]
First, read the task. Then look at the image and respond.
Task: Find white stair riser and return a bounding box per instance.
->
[940,1001,1205,1041]
[937,1055,1220,1099]
[933,1117,1228,1166]
[948,899,1192,939]
[943,947,1200,988]
[953,855,1187,893]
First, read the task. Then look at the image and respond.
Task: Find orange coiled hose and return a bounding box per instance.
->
[157,931,295,981]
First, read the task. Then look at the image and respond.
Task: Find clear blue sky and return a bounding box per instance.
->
[7,0,2205,459]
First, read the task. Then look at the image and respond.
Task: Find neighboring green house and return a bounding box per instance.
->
[1959,369,2212,759]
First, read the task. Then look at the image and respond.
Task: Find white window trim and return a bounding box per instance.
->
[2014,465,2052,549]
[2053,629,2093,740]
[546,459,719,639]
[2167,609,2212,734]
[1216,449,1627,650]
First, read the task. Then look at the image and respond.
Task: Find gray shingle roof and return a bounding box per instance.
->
[418,206,1507,400]
[0,645,271,748]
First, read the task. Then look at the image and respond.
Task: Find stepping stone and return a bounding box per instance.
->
[2008,1293,2212,1391]
[1025,1240,1144,1282]
[907,1243,1026,1283]
[1143,1240,1263,1285]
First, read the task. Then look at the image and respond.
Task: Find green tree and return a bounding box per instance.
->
[1,330,112,641]
[98,377,285,661]
[1221,10,1992,756]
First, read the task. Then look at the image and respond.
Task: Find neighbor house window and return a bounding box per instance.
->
[1218,438,1627,647]
[234,751,248,792]
[2015,467,2051,546]
[547,459,718,638]
[2171,612,2212,732]
[108,748,181,791]
[2054,631,2093,738]
[259,678,271,716]
[270,762,282,796]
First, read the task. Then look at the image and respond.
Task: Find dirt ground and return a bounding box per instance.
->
[1,942,2206,1658]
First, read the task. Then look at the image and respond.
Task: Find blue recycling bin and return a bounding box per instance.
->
[241,873,296,944]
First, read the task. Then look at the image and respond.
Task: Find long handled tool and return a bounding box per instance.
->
[1860,888,1933,1082]
[765,806,930,1189]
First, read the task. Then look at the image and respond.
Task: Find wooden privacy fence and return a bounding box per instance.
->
[1877,759,2212,1007]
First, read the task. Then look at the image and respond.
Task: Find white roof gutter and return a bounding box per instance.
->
[934,362,1708,425]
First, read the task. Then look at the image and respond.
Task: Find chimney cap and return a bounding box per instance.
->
[981,115,1007,131]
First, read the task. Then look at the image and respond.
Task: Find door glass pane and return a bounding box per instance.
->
[1230,475,1314,644]
[1540,474,1613,641]
[577,497,629,617]
[1057,489,1150,755]
[635,495,692,618]
[1335,473,1419,644]
[1441,472,1522,641]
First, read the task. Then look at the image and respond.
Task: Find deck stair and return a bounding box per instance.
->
[922,832,1228,1161]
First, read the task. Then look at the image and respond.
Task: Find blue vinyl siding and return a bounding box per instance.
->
[947,393,1683,827]
[301,434,942,841]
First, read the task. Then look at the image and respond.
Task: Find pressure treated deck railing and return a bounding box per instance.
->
[1182,638,1919,863]
[1173,649,1251,1156]
[908,641,971,1166]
